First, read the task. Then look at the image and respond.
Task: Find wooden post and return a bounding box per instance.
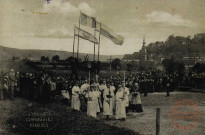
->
[107,56,112,70]
[124,71,126,85]
[77,12,81,58]
[73,26,76,57]
[88,70,90,98]
[89,70,90,85]
[93,29,96,61]
[156,108,160,135]
[87,63,91,87]
[123,70,126,98]
[97,22,101,61]
[94,44,95,61]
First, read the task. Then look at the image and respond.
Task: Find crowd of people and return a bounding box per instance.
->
[69,79,143,120]
[0,69,204,120]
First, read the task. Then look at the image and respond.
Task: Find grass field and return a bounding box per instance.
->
[0,91,204,135]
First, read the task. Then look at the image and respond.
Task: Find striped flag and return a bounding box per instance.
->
[96,22,124,45]
[75,27,98,44]
[80,13,96,28]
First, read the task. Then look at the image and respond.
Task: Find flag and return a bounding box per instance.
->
[96,22,124,45]
[75,27,98,44]
[80,12,96,28]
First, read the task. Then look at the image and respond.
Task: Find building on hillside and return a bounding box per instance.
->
[122,37,157,71]
[183,56,205,63]
[123,54,133,60]
[141,36,148,61]
[194,33,205,44]
[139,36,153,61]
[194,33,205,39]
[182,56,205,70]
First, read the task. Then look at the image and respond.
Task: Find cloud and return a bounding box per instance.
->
[34,1,96,38]
[36,27,73,38]
[78,3,96,15]
[146,11,197,27]
[41,0,95,15]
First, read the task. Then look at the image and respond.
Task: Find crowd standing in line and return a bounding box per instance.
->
[0,69,204,120]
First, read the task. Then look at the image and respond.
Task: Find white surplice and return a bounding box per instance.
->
[86,91,98,118]
[115,88,126,119]
[103,87,114,115]
[71,86,81,111]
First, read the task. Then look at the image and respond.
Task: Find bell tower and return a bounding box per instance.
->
[142,36,147,61]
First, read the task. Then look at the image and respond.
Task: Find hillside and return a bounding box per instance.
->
[0,45,123,62]
[123,33,205,60]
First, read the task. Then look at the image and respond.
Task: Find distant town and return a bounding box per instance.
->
[0,33,205,74]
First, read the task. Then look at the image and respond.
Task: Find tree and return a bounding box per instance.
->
[127,63,133,71]
[162,58,175,74]
[162,58,185,74]
[65,56,75,63]
[45,57,49,62]
[111,58,122,70]
[12,56,20,61]
[52,55,60,63]
[174,61,185,74]
[65,56,82,63]
[40,56,46,62]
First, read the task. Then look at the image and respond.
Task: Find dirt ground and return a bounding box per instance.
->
[0,91,204,135]
[102,91,205,135]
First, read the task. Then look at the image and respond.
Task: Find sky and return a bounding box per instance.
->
[0,0,204,55]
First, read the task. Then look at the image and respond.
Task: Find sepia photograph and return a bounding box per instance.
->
[0,0,204,134]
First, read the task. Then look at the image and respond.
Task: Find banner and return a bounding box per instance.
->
[80,12,96,28]
[96,22,124,45]
[75,27,98,44]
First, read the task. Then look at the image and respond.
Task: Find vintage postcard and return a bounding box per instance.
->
[0,0,204,135]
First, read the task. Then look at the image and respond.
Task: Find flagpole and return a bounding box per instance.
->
[98,22,101,61]
[124,71,125,85]
[77,11,81,58]
[93,29,96,61]
[123,70,126,99]
[73,26,76,57]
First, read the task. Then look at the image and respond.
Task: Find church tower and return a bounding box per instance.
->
[142,36,148,61]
